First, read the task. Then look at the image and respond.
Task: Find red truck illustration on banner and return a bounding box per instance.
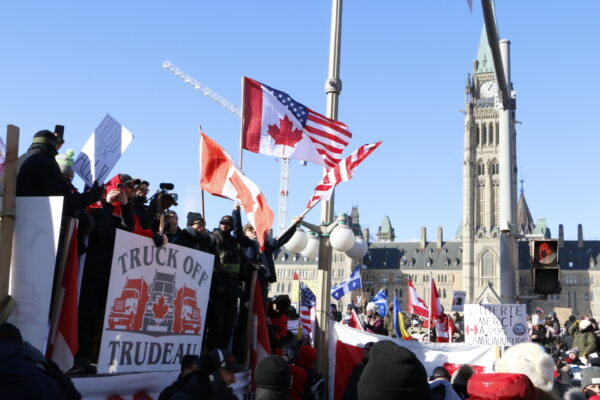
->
[107,271,201,335]
[173,285,202,334]
[108,278,150,331]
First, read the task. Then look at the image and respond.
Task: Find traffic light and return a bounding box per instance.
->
[530,240,560,295]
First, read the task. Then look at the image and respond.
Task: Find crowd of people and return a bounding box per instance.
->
[6,127,600,399]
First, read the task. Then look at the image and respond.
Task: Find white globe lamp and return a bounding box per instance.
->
[301,232,320,259]
[345,236,368,260]
[285,227,308,254]
[329,220,355,252]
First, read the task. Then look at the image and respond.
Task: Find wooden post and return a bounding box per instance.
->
[0,125,19,321]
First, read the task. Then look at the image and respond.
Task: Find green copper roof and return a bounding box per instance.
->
[533,218,552,239]
[379,216,392,234]
[476,2,498,74]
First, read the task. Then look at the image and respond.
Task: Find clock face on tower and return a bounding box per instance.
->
[480,80,497,99]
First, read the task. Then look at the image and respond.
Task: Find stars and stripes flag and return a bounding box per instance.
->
[331,264,362,301]
[200,132,274,250]
[242,77,352,168]
[407,279,429,318]
[300,281,316,337]
[305,141,382,211]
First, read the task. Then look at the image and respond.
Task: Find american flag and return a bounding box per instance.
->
[300,281,316,336]
[242,77,352,168]
[306,141,382,210]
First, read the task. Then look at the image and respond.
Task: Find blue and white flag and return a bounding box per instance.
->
[330,265,362,301]
[371,288,387,318]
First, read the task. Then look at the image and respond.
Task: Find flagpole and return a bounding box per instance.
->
[428,272,432,343]
[198,127,206,220]
[314,0,343,377]
[239,76,246,169]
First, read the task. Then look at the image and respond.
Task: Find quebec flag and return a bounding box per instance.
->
[331,265,362,301]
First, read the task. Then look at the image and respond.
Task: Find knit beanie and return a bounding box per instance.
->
[55,149,75,179]
[0,322,23,343]
[186,212,204,227]
[255,355,291,393]
[582,366,600,389]
[31,130,59,149]
[493,342,554,392]
[357,340,430,400]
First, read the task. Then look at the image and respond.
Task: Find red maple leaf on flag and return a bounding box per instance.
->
[152,295,169,320]
[267,115,303,147]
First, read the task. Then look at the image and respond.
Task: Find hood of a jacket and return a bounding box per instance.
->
[296,345,317,369]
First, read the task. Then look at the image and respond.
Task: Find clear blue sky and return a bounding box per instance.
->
[1,1,598,241]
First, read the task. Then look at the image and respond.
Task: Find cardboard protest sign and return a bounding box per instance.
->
[464,304,529,346]
[451,290,467,312]
[554,307,573,323]
[97,230,214,373]
[72,114,134,187]
[8,197,63,352]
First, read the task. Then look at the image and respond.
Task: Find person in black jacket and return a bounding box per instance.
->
[172,212,215,254]
[343,342,373,400]
[231,217,301,361]
[16,129,103,215]
[0,323,64,400]
[70,174,137,374]
[204,205,243,351]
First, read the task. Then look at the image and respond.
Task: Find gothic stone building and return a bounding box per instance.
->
[270,26,600,318]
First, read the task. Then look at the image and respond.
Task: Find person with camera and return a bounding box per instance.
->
[164,211,182,241]
[71,173,141,373]
[204,204,243,351]
[16,127,103,215]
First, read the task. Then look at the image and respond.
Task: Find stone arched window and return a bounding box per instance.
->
[480,250,497,285]
[496,122,500,144]
[288,282,292,292]
[489,123,494,145]
[476,124,481,146]
[482,124,487,145]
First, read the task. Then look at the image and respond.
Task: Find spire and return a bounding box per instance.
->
[377,216,395,242]
[475,1,497,74]
[516,191,535,235]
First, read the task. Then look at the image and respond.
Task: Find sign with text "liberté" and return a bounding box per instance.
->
[464,304,530,347]
[72,114,134,187]
[97,229,214,373]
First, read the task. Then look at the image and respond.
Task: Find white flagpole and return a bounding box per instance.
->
[428,272,432,342]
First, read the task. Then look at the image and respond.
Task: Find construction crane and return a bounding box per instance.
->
[163,60,291,235]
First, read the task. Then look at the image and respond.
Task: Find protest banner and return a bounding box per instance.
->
[464,303,529,346]
[329,322,496,400]
[72,114,134,187]
[8,196,63,351]
[554,307,573,323]
[97,229,214,373]
[451,290,467,312]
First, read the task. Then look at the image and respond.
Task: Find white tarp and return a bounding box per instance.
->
[97,230,214,373]
[72,114,134,187]
[8,196,63,352]
[464,303,530,346]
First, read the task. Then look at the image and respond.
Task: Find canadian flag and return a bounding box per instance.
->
[46,225,79,371]
[407,279,429,318]
[348,309,365,331]
[430,278,443,321]
[250,277,271,388]
[200,132,274,250]
[242,77,352,168]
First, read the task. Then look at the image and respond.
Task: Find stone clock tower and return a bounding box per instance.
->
[461,26,518,303]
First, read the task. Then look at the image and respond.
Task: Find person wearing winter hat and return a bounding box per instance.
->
[55,149,75,181]
[574,319,600,358]
[254,355,292,400]
[467,373,537,400]
[171,212,214,254]
[564,366,600,400]
[565,347,584,365]
[357,340,431,400]
[17,129,103,215]
[451,364,474,399]
[493,342,555,393]
[429,366,461,400]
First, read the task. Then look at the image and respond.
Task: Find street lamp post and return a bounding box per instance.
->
[315,0,343,377]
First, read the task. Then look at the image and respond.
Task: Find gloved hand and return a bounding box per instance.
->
[152,232,167,247]
[85,181,104,204]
